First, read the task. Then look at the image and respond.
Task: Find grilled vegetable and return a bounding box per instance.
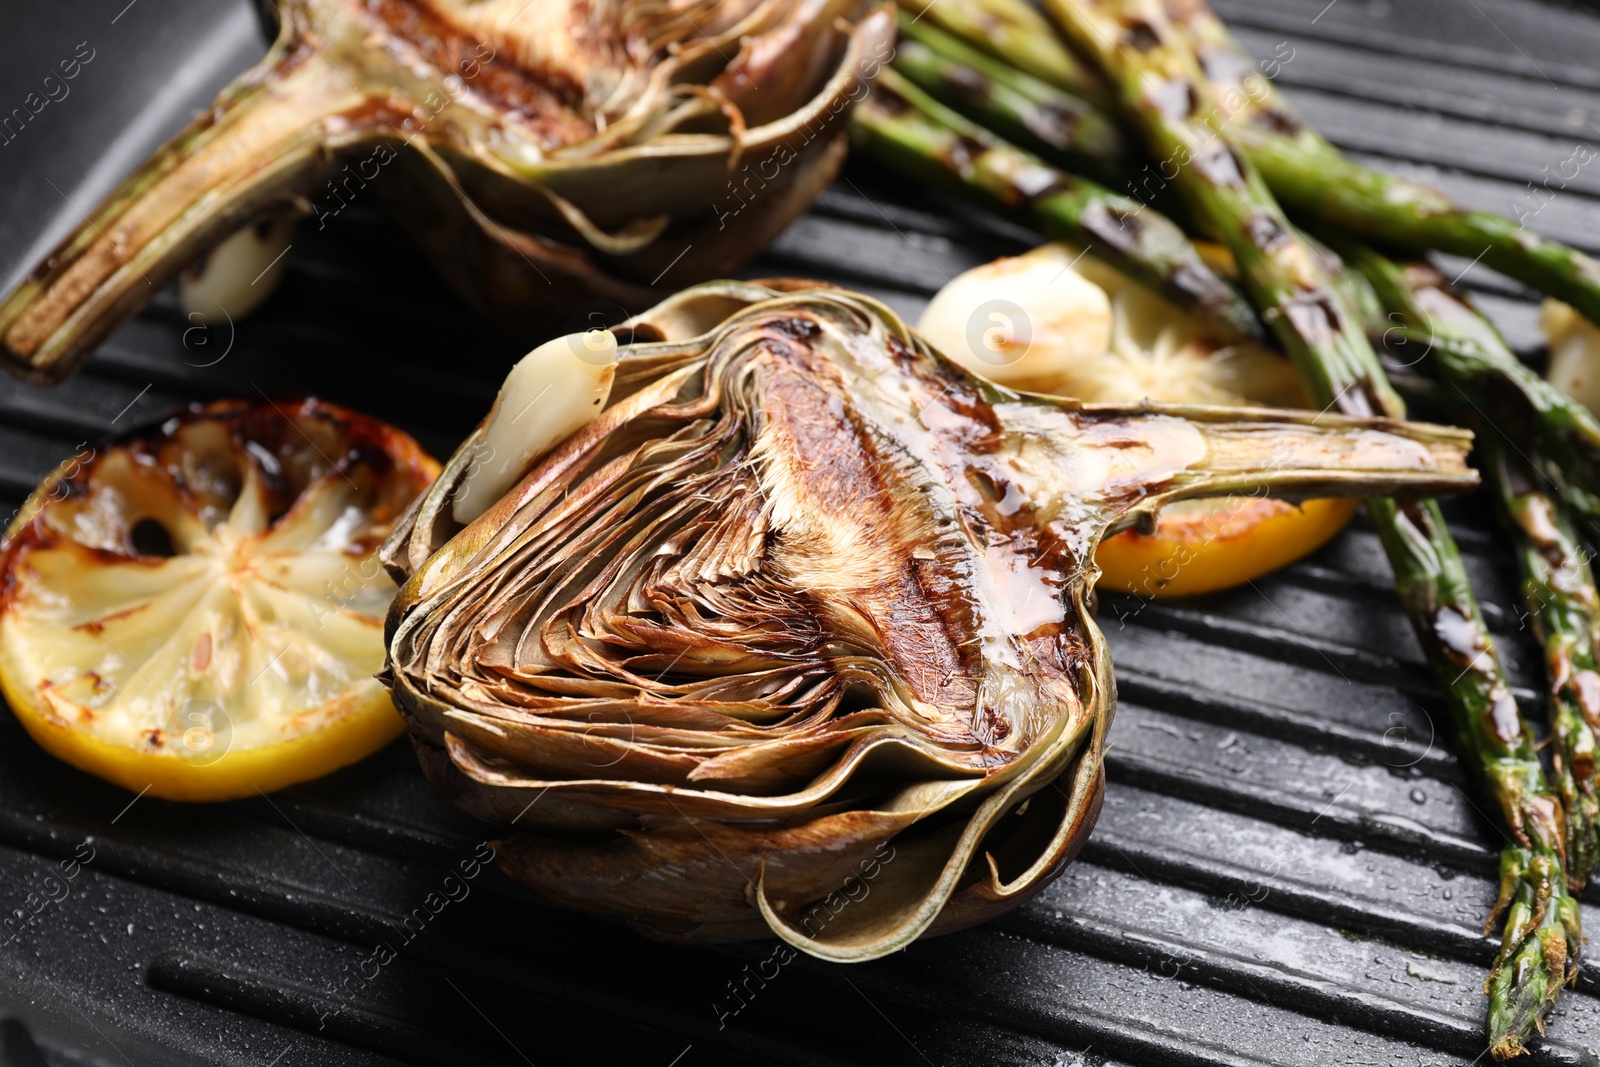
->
[1157,0,1600,346]
[1357,249,1600,889]
[917,242,1357,598]
[852,69,1262,340]
[891,13,1128,182]
[380,280,1475,956]
[1045,1,1579,1052]
[0,0,892,384]
[0,399,440,801]
[895,0,1110,107]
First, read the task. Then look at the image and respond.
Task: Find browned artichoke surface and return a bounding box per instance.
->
[382,281,1476,959]
[0,0,891,383]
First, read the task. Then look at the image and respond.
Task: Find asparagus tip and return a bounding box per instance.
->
[1483,850,1580,1060]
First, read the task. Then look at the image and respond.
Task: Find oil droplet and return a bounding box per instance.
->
[1409,788,1427,805]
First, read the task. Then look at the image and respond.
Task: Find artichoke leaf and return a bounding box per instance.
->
[382,281,1476,957]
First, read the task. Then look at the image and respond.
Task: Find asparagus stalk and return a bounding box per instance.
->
[1412,331,1600,529]
[893,0,1111,109]
[892,14,1129,182]
[902,0,1600,476]
[1044,2,1578,1055]
[1492,453,1600,889]
[851,69,1262,339]
[1356,246,1600,892]
[1327,232,1600,523]
[1158,0,1600,350]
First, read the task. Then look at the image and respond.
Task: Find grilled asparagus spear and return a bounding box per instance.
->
[852,69,1261,338]
[914,0,1600,342]
[1158,1,1600,347]
[1354,246,1600,893]
[1375,271,1600,526]
[894,0,1111,107]
[892,14,1129,182]
[1044,2,1579,1054]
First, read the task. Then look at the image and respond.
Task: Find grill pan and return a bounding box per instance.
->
[1,0,1599,1064]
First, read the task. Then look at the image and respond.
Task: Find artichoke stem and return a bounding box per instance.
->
[1072,405,1477,538]
[0,42,370,384]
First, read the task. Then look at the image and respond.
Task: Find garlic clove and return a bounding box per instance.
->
[452,329,617,524]
[919,242,1304,407]
[179,212,297,325]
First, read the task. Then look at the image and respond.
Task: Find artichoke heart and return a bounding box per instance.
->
[0,0,892,384]
[381,280,1477,959]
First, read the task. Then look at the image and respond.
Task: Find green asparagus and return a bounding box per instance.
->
[1313,232,1600,525]
[892,14,1129,182]
[851,68,1261,338]
[1356,247,1600,892]
[893,0,1111,108]
[908,0,1600,405]
[1044,1,1579,1054]
[1159,0,1600,345]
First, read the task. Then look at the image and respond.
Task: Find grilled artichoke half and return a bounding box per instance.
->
[0,0,891,384]
[381,280,1476,958]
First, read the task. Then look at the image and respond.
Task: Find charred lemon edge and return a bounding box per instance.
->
[1096,497,1359,599]
[0,397,437,803]
[0,630,403,802]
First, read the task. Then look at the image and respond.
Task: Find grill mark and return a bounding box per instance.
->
[1244,212,1290,253]
[1283,291,1348,350]
[1124,19,1162,51]
[940,133,987,176]
[360,0,596,144]
[1023,103,1083,148]
[1168,261,1243,316]
[943,62,991,105]
[1253,105,1304,137]
[1080,200,1144,256]
[1148,77,1198,122]
[1191,141,1246,188]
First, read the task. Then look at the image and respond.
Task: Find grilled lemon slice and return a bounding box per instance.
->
[0,399,439,800]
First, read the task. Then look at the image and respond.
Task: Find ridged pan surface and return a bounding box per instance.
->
[0,0,1598,1064]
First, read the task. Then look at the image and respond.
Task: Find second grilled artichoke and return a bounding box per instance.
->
[0,0,891,383]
